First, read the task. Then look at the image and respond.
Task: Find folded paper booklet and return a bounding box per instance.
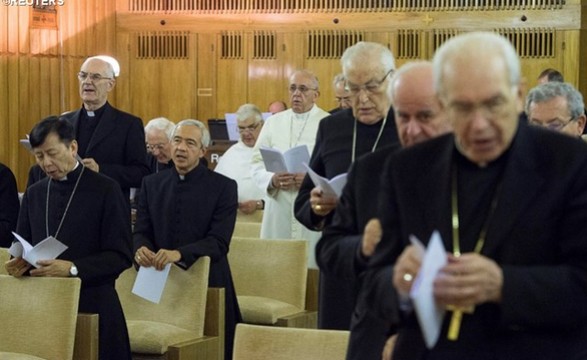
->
[409,231,447,349]
[260,145,310,173]
[303,163,347,198]
[9,232,68,268]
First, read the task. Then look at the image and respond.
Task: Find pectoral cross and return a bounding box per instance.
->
[447,305,474,340]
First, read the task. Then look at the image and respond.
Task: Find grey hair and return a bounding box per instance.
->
[173,119,211,148]
[236,104,263,124]
[332,73,346,87]
[388,60,432,102]
[432,32,521,94]
[525,82,585,119]
[81,56,117,78]
[145,117,175,140]
[341,41,396,78]
[290,69,320,91]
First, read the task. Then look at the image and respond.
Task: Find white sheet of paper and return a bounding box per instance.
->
[224,113,240,141]
[303,163,348,198]
[409,231,447,349]
[260,145,310,173]
[9,232,68,268]
[132,263,172,304]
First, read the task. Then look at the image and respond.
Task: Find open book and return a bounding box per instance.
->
[8,232,68,268]
[303,163,347,198]
[260,145,310,173]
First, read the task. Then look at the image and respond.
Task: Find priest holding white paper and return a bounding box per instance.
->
[5,116,133,360]
[250,69,329,268]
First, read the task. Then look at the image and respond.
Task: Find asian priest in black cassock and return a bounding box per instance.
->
[6,116,133,360]
[133,119,242,360]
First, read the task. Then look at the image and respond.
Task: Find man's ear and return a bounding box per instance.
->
[199,147,207,158]
[107,78,116,92]
[576,114,586,137]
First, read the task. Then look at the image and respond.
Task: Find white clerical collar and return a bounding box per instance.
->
[58,161,80,181]
[87,111,95,117]
[293,106,313,120]
[179,174,185,181]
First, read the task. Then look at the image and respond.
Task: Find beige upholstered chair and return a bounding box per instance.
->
[236,209,263,223]
[232,221,262,238]
[228,237,317,328]
[0,247,9,275]
[0,275,82,360]
[232,324,349,360]
[116,257,225,360]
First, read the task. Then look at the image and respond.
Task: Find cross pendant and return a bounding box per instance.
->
[447,306,474,341]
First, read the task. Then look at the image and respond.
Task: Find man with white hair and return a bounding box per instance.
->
[144,117,175,173]
[354,31,587,359]
[60,56,150,203]
[215,104,266,214]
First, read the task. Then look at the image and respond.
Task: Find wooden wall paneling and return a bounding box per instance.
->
[217,31,249,117]
[0,6,7,54]
[115,32,132,117]
[560,30,580,88]
[0,56,8,165]
[49,57,61,115]
[196,33,215,122]
[247,32,288,113]
[159,58,196,122]
[129,56,160,124]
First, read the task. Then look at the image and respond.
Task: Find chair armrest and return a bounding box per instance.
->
[276,310,318,329]
[205,287,225,360]
[73,313,99,360]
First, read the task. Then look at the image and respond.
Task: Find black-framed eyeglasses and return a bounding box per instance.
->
[288,85,317,94]
[345,68,393,96]
[529,116,576,131]
[237,122,261,133]
[77,71,113,82]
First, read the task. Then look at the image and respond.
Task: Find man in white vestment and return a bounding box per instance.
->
[251,70,330,267]
[215,104,267,214]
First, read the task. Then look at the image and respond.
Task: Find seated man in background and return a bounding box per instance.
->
[0,162,19,247]
[144,117,175,173]
[6,116,132,360]
[537,68,564,84]
[133,119,241,360]
[525,81,586,138]
[268,100,287,114]
[329,73,352,114]
[215,104,266,214]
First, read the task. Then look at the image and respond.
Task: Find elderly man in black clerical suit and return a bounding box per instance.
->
[40,56,149,202]
[293,42,400,331]
[6,116,133,360]
[133,119,241,360]
[0,162,19,247]
[317,60,452,358]
[353,32,587,360]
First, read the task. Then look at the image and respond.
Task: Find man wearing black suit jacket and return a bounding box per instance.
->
[317,61,451,358]
[59,56,149,202]
[355,32,587,359]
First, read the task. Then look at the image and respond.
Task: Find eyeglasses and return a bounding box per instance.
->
[146,143,167,152]
[288,85,317,94]
[237,122,261,133]
[77,71,113,82]
[529,117,576,131]
[345,69,393,96]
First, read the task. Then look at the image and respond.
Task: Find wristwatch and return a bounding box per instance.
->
[69,264,78,277]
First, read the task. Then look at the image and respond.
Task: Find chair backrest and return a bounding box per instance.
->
[232,324,349,360]
[228,238,308,310]
[233,222,262,238]
[116,256,210,335]
[236,210,263,223]
[0,247,9,275]
[0,275,81,360]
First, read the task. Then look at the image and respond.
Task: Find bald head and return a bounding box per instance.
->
[389,61,451,147]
